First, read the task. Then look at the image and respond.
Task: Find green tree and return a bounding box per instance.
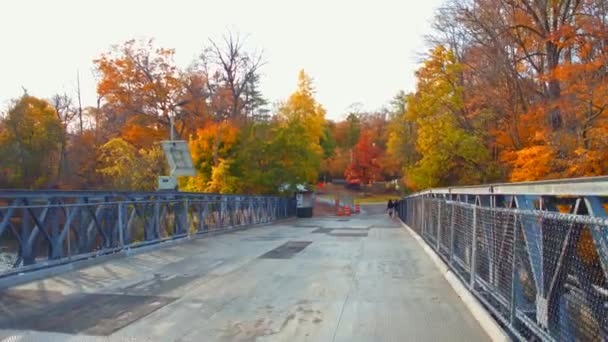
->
[387,91,418,170]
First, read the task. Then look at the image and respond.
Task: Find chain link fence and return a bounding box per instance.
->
[395,197,608,341]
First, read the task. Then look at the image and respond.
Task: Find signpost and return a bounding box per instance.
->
[159,140,195,190]
[157,101,196,191]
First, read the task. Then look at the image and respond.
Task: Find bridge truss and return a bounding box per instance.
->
[0,191,294,278]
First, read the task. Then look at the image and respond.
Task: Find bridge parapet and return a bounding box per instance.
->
[0,190,294,278]
[396,176,608,341]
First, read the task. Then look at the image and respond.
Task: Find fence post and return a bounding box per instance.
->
[449,202,455,264]
[437,200,442,250]
[509,212,519,325]
[154,201,160,240]
[118,202,124,247]
[469,205,477,288]
[184,198,190,236]
[67,207,72,260]
[421,198,426,237]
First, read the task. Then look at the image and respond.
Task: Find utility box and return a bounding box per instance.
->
[158,176,178,191]
[296,191,314,218]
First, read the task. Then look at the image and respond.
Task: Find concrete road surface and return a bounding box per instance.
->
[0,209,489,341]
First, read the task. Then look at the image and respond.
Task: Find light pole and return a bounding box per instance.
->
[169,100,190,141]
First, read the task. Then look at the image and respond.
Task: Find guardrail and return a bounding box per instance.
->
[0,190,295,278]
[395,176,608,341]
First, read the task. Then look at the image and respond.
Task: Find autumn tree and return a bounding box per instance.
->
[50,93,78,183]
[433,0,608,181]
[94,39,184,142]
[97,138,166,191]
[276,70,326,178]
[0,96,63,188]
[344,131,382,185]
[334,113,361,150]
[182,121,240,193]
[387,91,418,173]
[405,46,498,189]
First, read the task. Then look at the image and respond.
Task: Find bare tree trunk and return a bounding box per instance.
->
[546,42,562,131]
[77,70,84,134]
[213,118,222,167]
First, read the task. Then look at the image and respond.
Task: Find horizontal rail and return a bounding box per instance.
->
[410,176,608,196]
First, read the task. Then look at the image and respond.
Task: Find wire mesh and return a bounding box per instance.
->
[438,202,452,259]
[400,196,608,341]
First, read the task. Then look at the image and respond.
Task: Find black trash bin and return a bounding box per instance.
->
[296,191,314,218]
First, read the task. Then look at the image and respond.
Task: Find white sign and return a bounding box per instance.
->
[161,140,196,176]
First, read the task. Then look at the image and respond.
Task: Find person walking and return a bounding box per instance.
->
[387,199,394,218]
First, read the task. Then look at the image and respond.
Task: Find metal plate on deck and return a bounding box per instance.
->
[329,231,368,237]
[259,241,312,259]
[312,227,369,237]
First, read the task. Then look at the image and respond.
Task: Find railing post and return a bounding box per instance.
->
[437,200,442,250]
[510,212,519,325]
[184,198,190,236]
[154,201,160,240]
[449,202,455,264]
[118,202,124,247]
[67,207,72,261]
[421,198,426,236]
[469,205,477,288]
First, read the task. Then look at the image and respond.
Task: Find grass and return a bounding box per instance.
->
[355,195,400,204]
[317,193,399,204]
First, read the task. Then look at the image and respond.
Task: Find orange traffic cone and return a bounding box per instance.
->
[344,205,351,216]
[337,206,343,216]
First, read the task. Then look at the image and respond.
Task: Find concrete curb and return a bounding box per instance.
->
[399,220,511,342]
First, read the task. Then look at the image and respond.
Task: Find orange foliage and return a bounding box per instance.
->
[507,146,556,182]
[122,123,167,149]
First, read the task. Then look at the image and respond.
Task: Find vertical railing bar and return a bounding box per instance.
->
[437,200,442,251]
[470,205,478,288]
[510,211,519,326]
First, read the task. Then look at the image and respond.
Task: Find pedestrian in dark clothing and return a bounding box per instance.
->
[387,199,394,218]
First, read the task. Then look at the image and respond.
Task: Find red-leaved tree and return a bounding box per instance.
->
[344,131,381,185]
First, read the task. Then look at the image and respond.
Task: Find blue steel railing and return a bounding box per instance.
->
[395,176,608,341]
[0,191,295,278]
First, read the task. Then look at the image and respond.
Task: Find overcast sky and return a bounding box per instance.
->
[0,0,442,120]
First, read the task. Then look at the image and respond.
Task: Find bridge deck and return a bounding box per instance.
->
[0,208,489,341]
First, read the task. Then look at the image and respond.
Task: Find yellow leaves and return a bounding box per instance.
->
[97,138,166,191]
[278,69,326,158]
[205,158,239,194]
[183,121,241,194]
[0,96,64,188]
[509,146,556,182]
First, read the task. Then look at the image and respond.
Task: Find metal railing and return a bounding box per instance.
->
[0,190,295,277]
[395,176,608,341]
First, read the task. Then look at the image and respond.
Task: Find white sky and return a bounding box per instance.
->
[0,0,442,120]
